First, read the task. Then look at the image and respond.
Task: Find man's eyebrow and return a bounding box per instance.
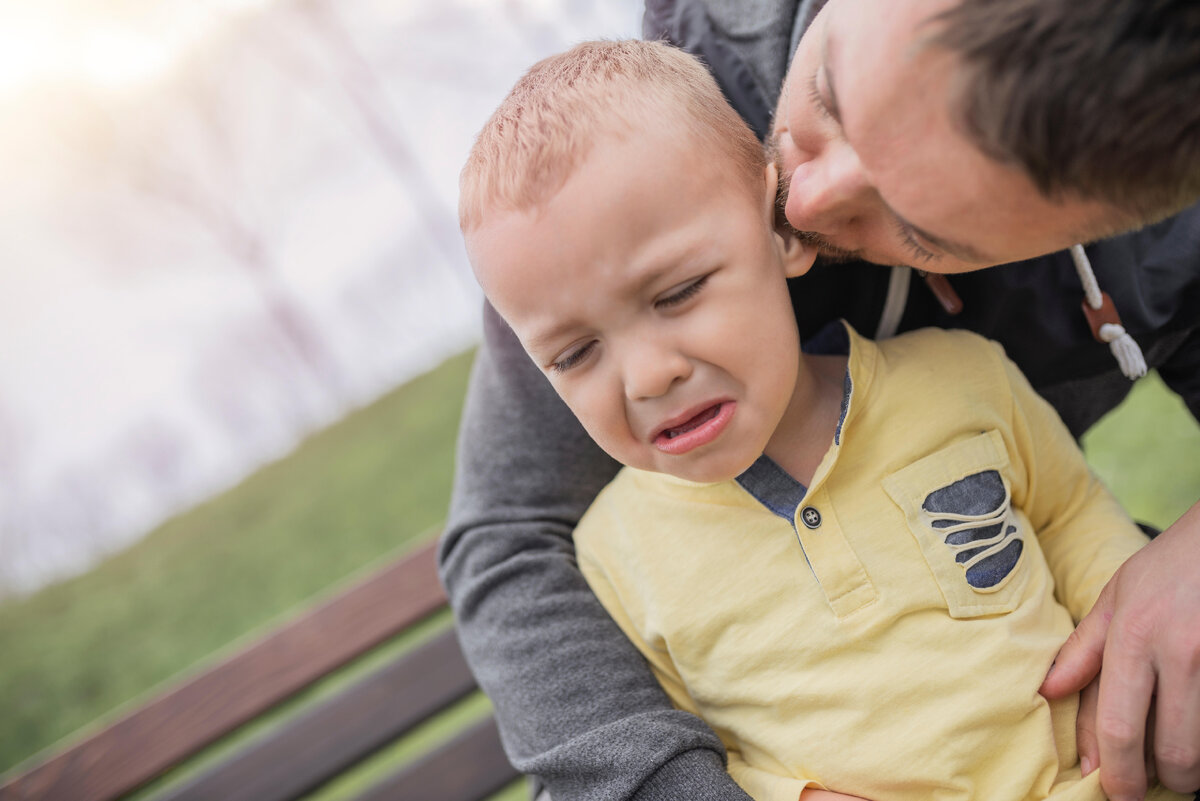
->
[892,208,993,264]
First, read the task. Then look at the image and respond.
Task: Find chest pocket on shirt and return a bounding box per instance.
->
[883,430,1029,618]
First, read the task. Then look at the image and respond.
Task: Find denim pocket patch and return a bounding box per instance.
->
[921,469,1023,592]
[884,430,1029,618]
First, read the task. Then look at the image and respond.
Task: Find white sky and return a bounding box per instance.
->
[0,0,274,94]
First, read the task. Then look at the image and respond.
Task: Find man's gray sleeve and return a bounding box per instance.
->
[643,0,809,139]
[439,303,753,801]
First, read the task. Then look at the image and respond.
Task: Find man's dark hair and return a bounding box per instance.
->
[933,0,1200,223]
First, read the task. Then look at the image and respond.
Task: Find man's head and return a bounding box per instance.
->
[461,40,816,482]
[772,0,1200,272]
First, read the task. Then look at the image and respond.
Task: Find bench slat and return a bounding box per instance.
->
[0,540,445,801]
[159,628,478,801]
[353,717,519,801]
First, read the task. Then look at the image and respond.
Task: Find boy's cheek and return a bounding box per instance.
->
[566,397,627,457]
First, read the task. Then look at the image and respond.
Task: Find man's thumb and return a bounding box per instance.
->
[1040,580,1115,698]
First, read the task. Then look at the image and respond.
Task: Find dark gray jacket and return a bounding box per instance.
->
[440,2,1200,800]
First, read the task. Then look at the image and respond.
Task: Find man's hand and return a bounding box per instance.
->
[1040,501,1200,800]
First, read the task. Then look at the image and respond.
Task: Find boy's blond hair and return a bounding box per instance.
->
[459,39,766,232]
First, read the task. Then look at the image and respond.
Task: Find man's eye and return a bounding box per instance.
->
[892,219,938,265]
[655,275,709,309]
[550,341,595,373]
[808,71,835,123]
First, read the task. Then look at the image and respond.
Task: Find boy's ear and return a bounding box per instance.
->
[774,225,817,278]
[762,161,782,223]
[763,162,816,278]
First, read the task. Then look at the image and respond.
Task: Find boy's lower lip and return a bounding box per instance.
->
[653,402,735,455]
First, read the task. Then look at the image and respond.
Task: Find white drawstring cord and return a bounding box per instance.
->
[1069,244,1147,380]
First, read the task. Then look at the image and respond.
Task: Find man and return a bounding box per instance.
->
[441,1,1200,799]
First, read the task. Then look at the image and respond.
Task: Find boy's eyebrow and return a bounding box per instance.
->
[523,302,617,358]
[521,259,679,358]
[523,249,711,359]
[524,322,579,359]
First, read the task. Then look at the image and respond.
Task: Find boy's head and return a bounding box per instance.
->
[458,39,769,230]
[461,40,816,483]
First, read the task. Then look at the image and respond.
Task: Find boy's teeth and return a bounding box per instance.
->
[663,404,720,439]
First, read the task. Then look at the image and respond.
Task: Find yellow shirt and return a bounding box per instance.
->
[576,325,1183,801]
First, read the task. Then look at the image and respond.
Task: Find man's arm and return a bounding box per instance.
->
[439,302,752,801]
[1041,331,1200,800]
[1040,502,1200,800]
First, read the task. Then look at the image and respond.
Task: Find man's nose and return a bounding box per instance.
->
[624,343,692,401]
[783,141,871,231]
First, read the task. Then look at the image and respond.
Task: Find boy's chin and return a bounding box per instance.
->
[645,454,758,485]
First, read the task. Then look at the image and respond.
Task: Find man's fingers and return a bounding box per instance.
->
[1096,629,1156,801]
[1077,676,1100,776]
[1153,646,1200,792]
[1041,581,1115,698]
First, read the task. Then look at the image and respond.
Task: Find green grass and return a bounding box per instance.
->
[0,351,1196,798]
[0,348,476,777]
[1081,371,1200,531]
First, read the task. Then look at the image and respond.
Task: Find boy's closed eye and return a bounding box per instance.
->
[550,341,596,373]
[654,274,710,309]
[548,274,712,373]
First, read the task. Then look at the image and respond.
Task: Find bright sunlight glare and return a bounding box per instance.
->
[0,0,271,97]
[81,27,172,90]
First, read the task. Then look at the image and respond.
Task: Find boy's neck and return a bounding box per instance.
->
[763,352,850,488]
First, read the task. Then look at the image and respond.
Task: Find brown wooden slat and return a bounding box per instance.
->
[160,629,478,801]
[353,717,519,801]
[0,539,446,801]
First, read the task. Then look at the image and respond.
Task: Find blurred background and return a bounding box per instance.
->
[0,0,1198,797]
[0,0,639,792]
[0,0,637,598]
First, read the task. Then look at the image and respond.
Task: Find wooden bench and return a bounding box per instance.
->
[0,539,520,801]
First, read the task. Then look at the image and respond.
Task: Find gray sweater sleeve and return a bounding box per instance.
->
[439,302,752,801]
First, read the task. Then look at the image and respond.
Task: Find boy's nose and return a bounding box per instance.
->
[783,140,872,233]
[624,345,692,401]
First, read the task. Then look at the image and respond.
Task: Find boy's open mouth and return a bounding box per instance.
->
[661,404,722,439]
[653,401,735,455]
